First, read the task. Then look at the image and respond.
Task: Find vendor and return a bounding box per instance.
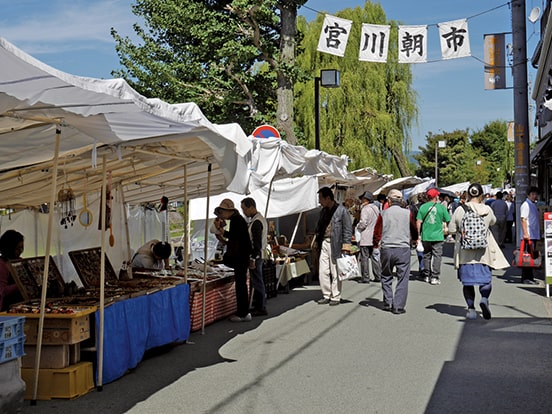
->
[131,240,172,270]
[0,230,25,311]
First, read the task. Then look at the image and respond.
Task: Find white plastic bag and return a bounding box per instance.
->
[336,254,361,281]
[416,240,424,253]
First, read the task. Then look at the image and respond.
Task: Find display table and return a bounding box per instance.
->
[276,259,310,287]
[97,283,190,384]
[188,275,236,332]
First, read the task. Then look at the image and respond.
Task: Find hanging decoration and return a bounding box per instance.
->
[58,188,76,229]
[317,14,474,64]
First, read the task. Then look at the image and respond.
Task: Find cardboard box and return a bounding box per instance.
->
[21,361,94,400]
[23,310,93,345]
[22,345,70,369]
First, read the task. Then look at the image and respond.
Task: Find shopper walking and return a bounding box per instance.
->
[490,191,508,248]
[356,191,381,283]
[449,183,509,320]
[373,189,418,314]
[416,188,451,285]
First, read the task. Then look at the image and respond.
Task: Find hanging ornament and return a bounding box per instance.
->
[58,188,76,229]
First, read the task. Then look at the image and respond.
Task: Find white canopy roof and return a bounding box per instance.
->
[0,37,250,207]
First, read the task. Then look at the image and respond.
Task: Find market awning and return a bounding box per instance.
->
[0,36,251,208]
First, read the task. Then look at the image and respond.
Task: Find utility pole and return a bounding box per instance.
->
[512,0,530,246]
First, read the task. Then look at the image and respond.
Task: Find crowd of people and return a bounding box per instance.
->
[311,184,541,320]
[0,185,543,325]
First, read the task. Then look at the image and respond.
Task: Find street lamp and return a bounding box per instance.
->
[315,69,340,150]
[435,140,446,187]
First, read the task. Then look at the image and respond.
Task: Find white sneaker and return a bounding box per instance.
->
[230,313,252,322]
[466,309,477,320]
[430,277,441,285]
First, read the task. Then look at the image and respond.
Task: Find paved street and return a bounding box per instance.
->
[22,244,552,413]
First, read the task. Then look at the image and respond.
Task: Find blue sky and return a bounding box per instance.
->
[0,0,542,151]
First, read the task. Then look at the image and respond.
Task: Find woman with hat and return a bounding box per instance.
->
[214,199,253,322]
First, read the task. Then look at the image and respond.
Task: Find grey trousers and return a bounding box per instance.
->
[380,247,411,310]
[359,245,382,281]
[422,241,444,278]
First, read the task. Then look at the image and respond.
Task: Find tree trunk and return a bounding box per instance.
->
[392,147,410,177]
[277,3,297,144]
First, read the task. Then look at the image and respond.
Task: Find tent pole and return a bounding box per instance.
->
[31,127,61,404]
[264,176,275,218]
[276,211,303,288]
[183,165,189,281]
[97,155,107,390]
[201,164,212,334]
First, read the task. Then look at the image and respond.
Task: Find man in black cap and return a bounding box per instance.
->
[356,191,381,283]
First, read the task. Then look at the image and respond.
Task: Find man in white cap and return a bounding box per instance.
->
[214,198,253,322]
[356,191,381,283]
[373,189,418,314]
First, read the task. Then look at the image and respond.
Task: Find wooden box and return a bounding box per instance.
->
[21,361,94,400]
[22,308,94,345]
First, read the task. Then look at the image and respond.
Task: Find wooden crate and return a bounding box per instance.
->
[21,361,94,400]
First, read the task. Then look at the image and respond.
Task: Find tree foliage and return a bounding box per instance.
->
[111,0,306,139]
[414,120,513,188]
[294,2,418,176]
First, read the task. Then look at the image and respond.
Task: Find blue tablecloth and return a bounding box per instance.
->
[95,283,190,384]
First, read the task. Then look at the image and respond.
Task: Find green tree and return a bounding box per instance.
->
[111,0,306,142]
[414,121,513,187]
[294,2,417,176]
[470,120,511,187]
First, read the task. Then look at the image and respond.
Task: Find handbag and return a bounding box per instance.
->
[336,254,361,281]
[512,239,542,268]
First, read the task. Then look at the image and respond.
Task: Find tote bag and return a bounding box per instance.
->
[336,254,361,281]
[512,239,542,268]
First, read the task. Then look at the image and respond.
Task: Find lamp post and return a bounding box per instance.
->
[435,140,446,187]
[315,69,341,150]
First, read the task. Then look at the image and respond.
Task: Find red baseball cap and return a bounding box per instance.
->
[427,188,440,198]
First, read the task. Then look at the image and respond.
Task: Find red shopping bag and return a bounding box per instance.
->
[512,239,542,268]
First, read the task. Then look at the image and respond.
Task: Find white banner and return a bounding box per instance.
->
[317,14,353,57]
[359,23,390,63]
[438,19,471,60]
[398,25,427,63]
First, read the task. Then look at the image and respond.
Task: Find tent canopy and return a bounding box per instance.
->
[0,37,250,208]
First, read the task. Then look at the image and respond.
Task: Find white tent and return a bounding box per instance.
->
[0,36,253,397]
[373,176,425,195]
[0,36,250,206]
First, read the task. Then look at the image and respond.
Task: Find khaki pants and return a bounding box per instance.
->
[319,239,341,301]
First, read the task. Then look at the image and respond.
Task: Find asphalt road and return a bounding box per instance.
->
[21,243,552,414]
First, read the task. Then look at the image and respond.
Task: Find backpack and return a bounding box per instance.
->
[460,205,487,250]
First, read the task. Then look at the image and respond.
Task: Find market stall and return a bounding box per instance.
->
[0,35,252,399]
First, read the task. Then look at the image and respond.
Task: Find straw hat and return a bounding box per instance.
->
[214,198,237,216]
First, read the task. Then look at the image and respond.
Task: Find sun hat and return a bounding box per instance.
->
[387,189,403,200]
[214,198,237,216]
